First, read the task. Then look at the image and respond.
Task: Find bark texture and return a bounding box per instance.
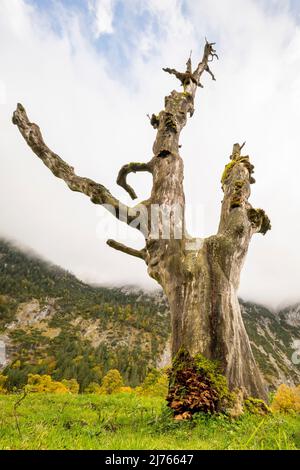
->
[13,41,270,402]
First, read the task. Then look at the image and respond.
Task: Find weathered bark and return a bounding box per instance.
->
[13,40,271,402]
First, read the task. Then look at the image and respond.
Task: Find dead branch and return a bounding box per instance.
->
[117,162,152,200]
[163,40,218,96]
[13,388,27,438]
[12,103,140,228]
[107,239,146,260]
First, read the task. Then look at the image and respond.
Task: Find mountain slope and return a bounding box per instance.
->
[0,238,299,391]
[241,301,300,388]
[0,239,169,390]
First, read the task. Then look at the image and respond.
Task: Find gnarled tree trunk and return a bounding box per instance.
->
[13,41,270,403]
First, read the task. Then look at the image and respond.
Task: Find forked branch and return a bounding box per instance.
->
[162,67,198,88]
[163,39,218,93]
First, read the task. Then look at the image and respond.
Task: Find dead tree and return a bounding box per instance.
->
[12,40,270,402]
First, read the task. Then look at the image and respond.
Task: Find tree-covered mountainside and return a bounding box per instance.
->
[0,238,299,391]
[0,239,169,391]
[241,301,300,387]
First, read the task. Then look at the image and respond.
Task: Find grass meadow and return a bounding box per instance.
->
[0,393,299,450]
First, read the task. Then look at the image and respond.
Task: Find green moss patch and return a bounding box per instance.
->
[244,397,271,416]
[221,160,237,185]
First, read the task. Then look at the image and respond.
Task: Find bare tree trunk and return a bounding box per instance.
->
[144,43,270,400]
[13,41,270,403]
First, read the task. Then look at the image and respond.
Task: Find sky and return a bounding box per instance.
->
[1,0,300,309]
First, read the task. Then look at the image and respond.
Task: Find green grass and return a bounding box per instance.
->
[0,393,299,450]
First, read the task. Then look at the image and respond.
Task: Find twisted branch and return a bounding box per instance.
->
[117,161,152,200]
[192,40,218,90]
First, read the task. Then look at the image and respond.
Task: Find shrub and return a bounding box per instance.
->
[12,360,21,369]
[26,374,69,394]
[99,369,124,394]
[271,384,300,413]
[0,374,8,394]
[119,386,134,393]
[136,368,168,397]
[84,382,101,393]
[61,378,80,394]
[244,397,271,415]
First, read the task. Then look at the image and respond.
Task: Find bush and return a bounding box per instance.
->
[61,378,80,394]
[99,369,124,394]
[271,384,300,413]
[12,360,21,369]
[26,374,69,394]
[119,386,134,393]
[244,397,271,415]
[136,369,168,397]
[0,374,7,394]
[84,382,101,393]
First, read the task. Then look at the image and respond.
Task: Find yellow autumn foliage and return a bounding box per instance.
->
[61,378,80,394]
[271,384,300,413]
[99,369,124,395]
[26,374,69,394]
[12,360,21,369]
[136,369,168,397]
[119,386,134,394]
[0,374,7,394]
[84,382,101,393]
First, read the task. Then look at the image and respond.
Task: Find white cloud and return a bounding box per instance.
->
[89,0,116,37]
[0,0,300,308]
[0,80,6,104]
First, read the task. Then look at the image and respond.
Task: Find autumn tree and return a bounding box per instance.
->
[26,374,69,393]
[12,40,270,405]
[100,369,124,394]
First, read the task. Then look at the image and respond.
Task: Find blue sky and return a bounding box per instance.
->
[25,0,165,70]
[26,1,300,39]
[24,0,300,77]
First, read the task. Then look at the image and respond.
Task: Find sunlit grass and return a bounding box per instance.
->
[0,393,299,450]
